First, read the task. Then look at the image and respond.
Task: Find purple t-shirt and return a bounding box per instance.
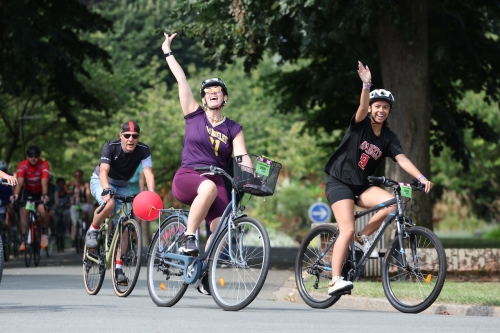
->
[181,106,242,169]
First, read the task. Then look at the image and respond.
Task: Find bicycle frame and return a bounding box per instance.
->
[152,185,245,285]
[317,187,414,280]
[85,200,131,270]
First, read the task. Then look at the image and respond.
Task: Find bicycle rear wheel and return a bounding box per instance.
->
[382,226,446,313]
[295,224,344,308]
[83,240,106,295]
[111,219,142,297]
[209,217,270,311]
[33,228,41,267]
[147,216,188,307]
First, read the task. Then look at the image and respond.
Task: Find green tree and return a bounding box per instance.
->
[0,0,112,162]
[173,0,500,229]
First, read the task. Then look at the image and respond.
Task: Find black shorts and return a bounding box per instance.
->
[325,175,373,205]
[20,189,42,202]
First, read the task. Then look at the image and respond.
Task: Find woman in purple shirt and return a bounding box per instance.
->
[161,33,250,294]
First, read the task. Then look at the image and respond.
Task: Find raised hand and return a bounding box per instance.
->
[162,32,177,54]
[357,61,371,84]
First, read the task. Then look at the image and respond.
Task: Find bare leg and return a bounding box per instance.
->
[330,199,356,278]
[186,180,217,234]
[356,187,395,237]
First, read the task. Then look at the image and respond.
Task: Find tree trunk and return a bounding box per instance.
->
[375,1,433,230]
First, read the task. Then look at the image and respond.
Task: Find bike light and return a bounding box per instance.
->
[160,283,166,290]
[219,278,225,287]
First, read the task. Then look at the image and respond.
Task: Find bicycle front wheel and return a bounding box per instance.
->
[209,217,270,311]
[111,219,142,297]
[382,226,446,313]
[295,224,343,308]
[83,241,106,295]
[147,216,188,307]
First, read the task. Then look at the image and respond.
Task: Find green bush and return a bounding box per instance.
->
[483,226,500,240]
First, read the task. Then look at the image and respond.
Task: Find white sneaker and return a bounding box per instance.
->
[328,277,353,295]
[354,233,379,258]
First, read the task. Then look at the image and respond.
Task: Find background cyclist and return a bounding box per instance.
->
[68,169,92,245]
[162,32,251,295]
[85,121,156,284]
[10,145,51,251]
[0,161,18,231]
[323,61,434,295]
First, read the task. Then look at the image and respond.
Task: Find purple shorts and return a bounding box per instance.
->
[172,168,229,224]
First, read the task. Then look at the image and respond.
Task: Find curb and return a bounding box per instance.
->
[274,272,500,317]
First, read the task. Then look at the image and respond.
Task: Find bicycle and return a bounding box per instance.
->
[17,197,46,268]
[72,204,86,254]
[147,154,281,311]
[82,194,142,297]
[295,176,446,314]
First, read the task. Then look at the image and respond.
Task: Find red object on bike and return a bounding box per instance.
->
[133,191,163,221]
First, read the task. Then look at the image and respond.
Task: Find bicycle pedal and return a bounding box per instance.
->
[341,290,351,296]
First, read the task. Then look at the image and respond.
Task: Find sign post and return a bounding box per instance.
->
[308,202,332,224]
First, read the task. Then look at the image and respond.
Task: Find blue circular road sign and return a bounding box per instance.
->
[308,202,332,223]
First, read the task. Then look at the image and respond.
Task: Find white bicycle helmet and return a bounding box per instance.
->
[0,160,7,172]
[369,89,395,106]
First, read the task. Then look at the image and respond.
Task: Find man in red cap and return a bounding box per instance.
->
[85,121,156,284]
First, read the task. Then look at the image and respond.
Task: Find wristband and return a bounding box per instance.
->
[418,174,427,181]
[164,51,173,57]
[362,81,372,90]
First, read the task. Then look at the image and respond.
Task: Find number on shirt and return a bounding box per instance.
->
[358,153,370,170]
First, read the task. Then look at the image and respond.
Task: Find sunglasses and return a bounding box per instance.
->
[204,86,222,94]
[27,155,40,158]
[122,134,139,139]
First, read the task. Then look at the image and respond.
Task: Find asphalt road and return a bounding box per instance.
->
[1,250,499,332]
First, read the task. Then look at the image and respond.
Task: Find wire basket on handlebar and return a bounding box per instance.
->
[233,154,282,197]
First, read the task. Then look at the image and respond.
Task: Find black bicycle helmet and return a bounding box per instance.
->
[369,89,395,106]
[200,78,228,98]
[26,145,41,156]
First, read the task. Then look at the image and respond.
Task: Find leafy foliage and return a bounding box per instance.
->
[173,0,500,169]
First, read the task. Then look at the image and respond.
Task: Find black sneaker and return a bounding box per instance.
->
[179,234,199,255]
[196,274,211,296]
[85,229,99,248]
[115,268,128,285]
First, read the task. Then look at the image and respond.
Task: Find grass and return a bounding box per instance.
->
[352,281,500,306]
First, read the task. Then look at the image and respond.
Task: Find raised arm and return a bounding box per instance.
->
[162,33,199,115]
[354,61,372,124]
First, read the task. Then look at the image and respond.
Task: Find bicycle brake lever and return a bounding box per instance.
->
[199,172,215,177]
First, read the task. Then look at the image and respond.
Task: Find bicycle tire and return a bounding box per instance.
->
[33,228,41,267]
[83,240,106,295]
[111,219,142,297]
[209,216,271,311]
[0,234,3,284]
[2,229,10,262]
[25,226,33,267]
[75,219,84,254]
[295,224,344,308]
[382,226,446,313]
[147,216,188,307]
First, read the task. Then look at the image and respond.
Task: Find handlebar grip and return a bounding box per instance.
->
[194,166,212,171]
[367,176,386,183]
[96,202,106,214]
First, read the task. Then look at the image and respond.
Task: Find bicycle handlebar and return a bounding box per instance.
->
[367,176,425,192]
[96,194,136,214]
[0,178,14,185]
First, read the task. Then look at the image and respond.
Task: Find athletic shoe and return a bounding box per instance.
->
[115,268,128,285]
[196,274,211,296]
[328,277,353,295]
[179,234,199,255]
[19,242,26,252]
[85,229,99,248]
[354,233,379,258]
[41,234,48,249]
